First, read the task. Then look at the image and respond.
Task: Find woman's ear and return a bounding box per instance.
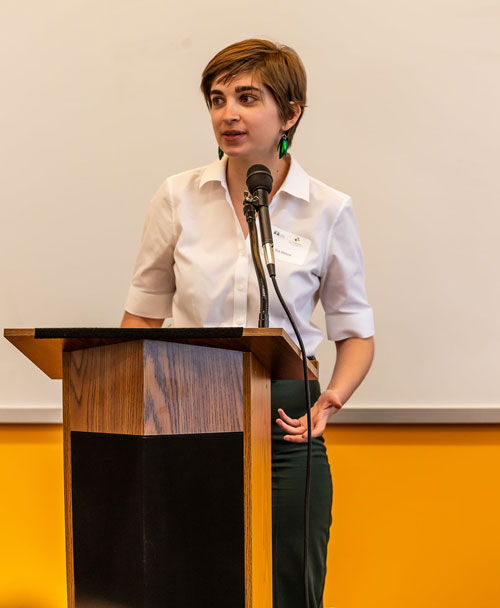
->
[284,102,302,131]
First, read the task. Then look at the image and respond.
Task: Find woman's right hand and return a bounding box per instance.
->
[275,389,343,442]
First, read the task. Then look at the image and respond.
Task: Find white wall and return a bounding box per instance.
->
[2,0,499,414]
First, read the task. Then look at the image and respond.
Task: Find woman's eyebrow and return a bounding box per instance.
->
[210,86,262,96]
[235,86,262,94]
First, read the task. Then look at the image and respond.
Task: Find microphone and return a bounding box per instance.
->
[246,164,276,277]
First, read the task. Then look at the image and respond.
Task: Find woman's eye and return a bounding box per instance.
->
[211,97,224,106]
[241,95,257,103]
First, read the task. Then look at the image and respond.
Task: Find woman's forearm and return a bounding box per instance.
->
[120,311,164,328]
[327,337,374,406]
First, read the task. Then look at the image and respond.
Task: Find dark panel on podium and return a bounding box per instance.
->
[71,431,245,608]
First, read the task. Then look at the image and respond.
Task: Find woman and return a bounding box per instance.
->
[122,39,374,608]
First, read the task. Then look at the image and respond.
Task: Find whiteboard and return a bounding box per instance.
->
[1,0,499,421]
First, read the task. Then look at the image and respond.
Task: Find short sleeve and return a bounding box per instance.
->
[124,180,177,319]
[319,198,374,341]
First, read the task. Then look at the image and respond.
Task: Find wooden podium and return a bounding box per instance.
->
[5,327,317,608]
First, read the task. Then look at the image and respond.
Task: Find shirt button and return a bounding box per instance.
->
[237,283,244,291]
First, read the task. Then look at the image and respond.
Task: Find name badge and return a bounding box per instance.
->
[272,227,311,265]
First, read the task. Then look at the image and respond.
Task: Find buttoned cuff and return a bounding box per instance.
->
[325,309,375,341]
[125,286,173,319]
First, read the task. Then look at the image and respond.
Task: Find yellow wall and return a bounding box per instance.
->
[323,425,500,608]
[1,424,500,608]
[0,425,66,608]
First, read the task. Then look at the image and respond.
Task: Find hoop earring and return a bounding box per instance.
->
[218,147,224,160]
[278,132,288,159]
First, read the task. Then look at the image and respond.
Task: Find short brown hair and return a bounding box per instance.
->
[201,39,307,147]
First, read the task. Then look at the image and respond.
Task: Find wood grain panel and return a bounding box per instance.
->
[243,352,272,608]
[62,352,75,608]
[143,341,244,435]
[68,341,145,434]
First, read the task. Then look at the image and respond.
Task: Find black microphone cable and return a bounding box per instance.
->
[270,274,313,608]
[246,164,313,608]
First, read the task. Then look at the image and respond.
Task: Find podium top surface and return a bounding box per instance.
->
[4,327,318,381]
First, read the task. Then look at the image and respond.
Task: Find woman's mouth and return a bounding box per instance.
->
[222,131,246,142]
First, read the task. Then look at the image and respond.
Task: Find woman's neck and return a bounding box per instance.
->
[226,154,291,203]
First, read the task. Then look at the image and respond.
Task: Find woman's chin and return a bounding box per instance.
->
[224,149,274,165]
[221,146,246,158]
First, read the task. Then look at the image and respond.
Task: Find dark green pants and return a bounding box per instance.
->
[271,380,333,608]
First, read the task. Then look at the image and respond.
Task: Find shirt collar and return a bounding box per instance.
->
[199,156,229,191]
[277,155,310,203]
[199,154,310,203]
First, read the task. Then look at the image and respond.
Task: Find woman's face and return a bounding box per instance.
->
[210,71,289,163]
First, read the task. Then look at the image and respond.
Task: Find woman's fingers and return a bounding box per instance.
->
[283,433,308,443]
[276,407,317,440]
[276,404,334,441]
[277,408,301,426]
[275,416,306,435]
[284,410,331,442]
[276,409,306,435]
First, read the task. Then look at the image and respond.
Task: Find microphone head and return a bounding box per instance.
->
[246,164,273,195]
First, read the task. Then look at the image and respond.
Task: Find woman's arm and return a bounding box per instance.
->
[120,311,164,328]
[325,336,375,404]
[276,336,374,442]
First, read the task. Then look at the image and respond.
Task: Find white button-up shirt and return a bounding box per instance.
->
[125,156,374,356]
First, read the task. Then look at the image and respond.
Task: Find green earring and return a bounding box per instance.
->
[278,132,288,159]
[218,147,224,160]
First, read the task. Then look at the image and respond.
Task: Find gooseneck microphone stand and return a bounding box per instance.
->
[243,191,269,328]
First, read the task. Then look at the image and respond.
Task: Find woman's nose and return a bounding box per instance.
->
[222,100,240,122]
